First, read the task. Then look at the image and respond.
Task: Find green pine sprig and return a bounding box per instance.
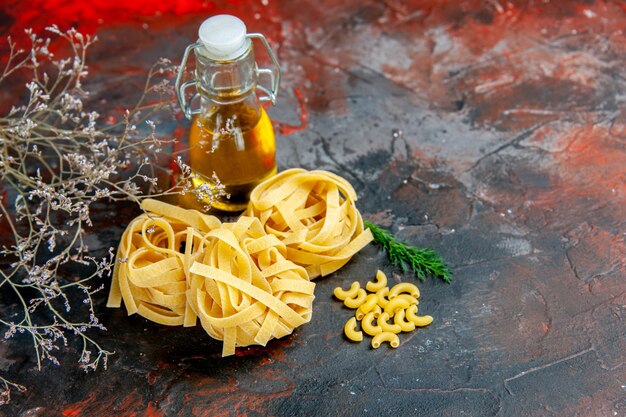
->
[364,221,452,283]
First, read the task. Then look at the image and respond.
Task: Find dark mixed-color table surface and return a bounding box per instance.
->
[2,1,625,416]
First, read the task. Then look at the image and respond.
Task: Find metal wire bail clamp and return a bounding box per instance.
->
[175,33,281,120]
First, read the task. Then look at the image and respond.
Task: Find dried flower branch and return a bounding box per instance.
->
[0,26,224,405]
[0,376,26,406]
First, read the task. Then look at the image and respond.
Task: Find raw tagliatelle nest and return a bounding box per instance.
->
[188,217,315,356]
[108,169,372,355]
[245,168,373,279]
[107,199,222,326]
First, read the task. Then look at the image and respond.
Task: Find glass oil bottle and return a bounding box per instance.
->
[176,15,280,211]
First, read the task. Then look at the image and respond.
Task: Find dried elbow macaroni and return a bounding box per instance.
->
[334,270,433,349]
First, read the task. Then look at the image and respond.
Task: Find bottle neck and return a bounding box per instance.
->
[199,93,261,123]
[194,43,258,105]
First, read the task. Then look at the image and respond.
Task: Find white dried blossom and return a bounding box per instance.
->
[0,27,216,404]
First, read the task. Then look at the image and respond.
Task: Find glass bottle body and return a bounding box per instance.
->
[189,94,276,212]
[187,44,277,212]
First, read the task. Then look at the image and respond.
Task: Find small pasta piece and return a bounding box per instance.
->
[371,331,400,349]
[359,294,379,314]
[355,296,377,320]
[344,317,363,342]
[361,312,382,336]
[375,287,391,308]
[377,312,401,334]
[412,315,433,327]
[405,305,433,327]
[366,270,388,292]
[389,282,420,299]
[344,288,367,309]
[393,309,416,332]
[334,282,360,301]
[384,297,411,317]
[372,305,382,318]
[394,294,418,305]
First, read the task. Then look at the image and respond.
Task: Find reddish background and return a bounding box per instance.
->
[1,1,625,416]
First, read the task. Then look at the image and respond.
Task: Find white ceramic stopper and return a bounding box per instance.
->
[198,15,249,60]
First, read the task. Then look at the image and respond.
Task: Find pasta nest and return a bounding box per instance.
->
[188,216,315,356]
[107,199,222,326]
[245,168,373,279]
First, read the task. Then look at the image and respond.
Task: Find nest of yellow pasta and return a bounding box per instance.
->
[108,168,374,356]
[107,199,222,326]
[187,216,315,356]
[245,168,373,279]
